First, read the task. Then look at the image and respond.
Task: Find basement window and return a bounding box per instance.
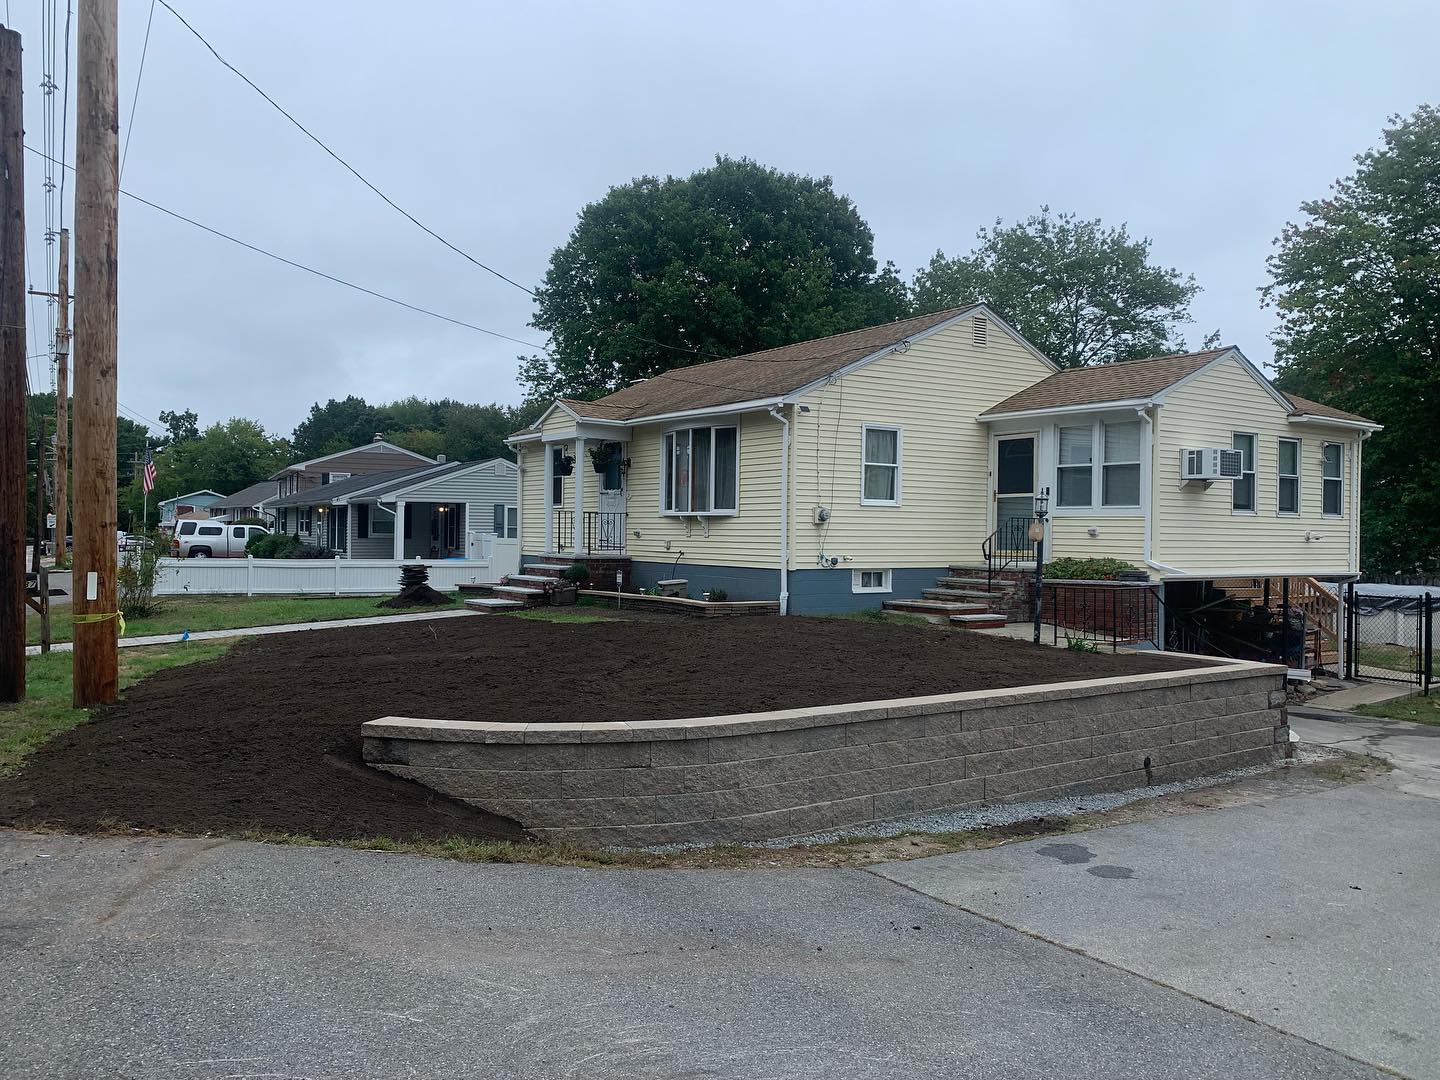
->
[852,569,892,593]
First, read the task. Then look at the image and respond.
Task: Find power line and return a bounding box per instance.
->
[155,0,536,297]
[119,0,156,179]
[25,144,551,352]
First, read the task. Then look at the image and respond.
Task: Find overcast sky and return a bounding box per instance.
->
[11,0,1439,438]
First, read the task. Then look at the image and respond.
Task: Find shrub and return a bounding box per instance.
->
[244,533,332,559]
[118,531,166,618]
[706,587,728,602]
[1043,557,1139,581]
[1064,634,1101,653]
[562,563,591,585]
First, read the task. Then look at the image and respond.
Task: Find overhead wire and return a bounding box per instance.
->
[119,0,156,178]
[25,144,552,353]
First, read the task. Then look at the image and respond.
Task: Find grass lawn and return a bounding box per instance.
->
[25,593,458,646]
[1355,642,1420,674]
[1,642,233,776]
[1354,694,1440,727]
[515,609,614,624]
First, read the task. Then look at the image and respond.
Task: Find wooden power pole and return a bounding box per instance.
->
[54,227,70,569]
[0,26,26,703]
[71,0,120,707]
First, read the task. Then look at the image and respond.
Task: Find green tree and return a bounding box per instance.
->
[1263,105,1440,574]
[520,156,910,400]
[291,396,393,459]
[158,408,199,446]
[912,207,1201,368]
[127,418,287,521]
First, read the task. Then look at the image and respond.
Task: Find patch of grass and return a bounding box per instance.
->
[513,609,612,624]
[1353,694,1440,727]
[0,642,233,776]
[1355,642,1420,674]
[25,593,458,645]
[832,609,937,629]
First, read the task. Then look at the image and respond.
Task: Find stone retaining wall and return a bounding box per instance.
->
[362,659,1287,848]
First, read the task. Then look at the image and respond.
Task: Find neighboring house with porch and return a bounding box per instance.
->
[270,435,437,499]
[506,305,1378,633]
[267,458,518,559]
[157,490,223,527]
[209,479,282,524]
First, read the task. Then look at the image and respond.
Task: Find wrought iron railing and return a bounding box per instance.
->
[982,516,1032,591]
[553,510,573,552]
[551,511,625,554]
[1041,583,1161,652]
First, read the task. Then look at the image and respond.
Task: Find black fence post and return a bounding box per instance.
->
[1345,581,1356,680]
[1425,592,1434,696]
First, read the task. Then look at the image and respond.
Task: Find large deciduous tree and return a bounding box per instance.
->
[912,207,1202,368]
[1263,105,1440,574]
[519,156,909,400]
[290,396,394,460]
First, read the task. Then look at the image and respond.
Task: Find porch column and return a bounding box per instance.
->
[543,444,554,554]
[572,438,587,556]
[392,500,406,560]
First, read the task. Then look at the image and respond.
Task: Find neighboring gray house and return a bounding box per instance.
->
[157,489,224,526]
[270,436,437,498]
[209,479,282,524]
[268,458,518,559]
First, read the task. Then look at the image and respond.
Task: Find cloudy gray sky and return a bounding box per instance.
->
[13,0,1439,438]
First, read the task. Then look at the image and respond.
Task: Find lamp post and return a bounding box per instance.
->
[1030,487,1050,645]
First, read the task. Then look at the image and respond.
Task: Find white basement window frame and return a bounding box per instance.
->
[852,568,892,593]
[1277,437,1301,515]
[662,424,739,516]
[860,424,902,506]
[1322,442,1344,517]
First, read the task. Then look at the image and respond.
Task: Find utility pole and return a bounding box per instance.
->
[71,0,120,707]
[31,416,46,573]
[54,227,70,568]
[0,26,27,703]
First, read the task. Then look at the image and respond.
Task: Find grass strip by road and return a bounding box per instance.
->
[1353,694,1440,727]
[1,642,234,776]
[25,593,458,646]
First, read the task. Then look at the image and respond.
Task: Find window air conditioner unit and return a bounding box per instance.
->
[1180,447,1244,481]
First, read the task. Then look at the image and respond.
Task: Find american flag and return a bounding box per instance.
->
[142,448,156,493]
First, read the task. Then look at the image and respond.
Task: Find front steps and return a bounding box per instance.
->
[883,564,1027,628]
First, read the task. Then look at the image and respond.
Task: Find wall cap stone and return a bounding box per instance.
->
[361,657,1285,747]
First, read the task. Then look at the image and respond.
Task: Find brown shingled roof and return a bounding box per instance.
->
[544,306,983,424]
[982,349,1230,416]
[1280,392,1374,425]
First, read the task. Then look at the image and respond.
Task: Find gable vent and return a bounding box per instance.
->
[971,315,989,348]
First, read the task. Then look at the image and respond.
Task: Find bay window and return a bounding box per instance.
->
[861,425,901,504]
[663,425,738,515]
[1322,442,1343,516]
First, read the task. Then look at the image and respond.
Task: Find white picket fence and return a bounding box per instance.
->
[154,542,520,597]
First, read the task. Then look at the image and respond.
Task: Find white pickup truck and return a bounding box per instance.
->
[172,521,269,559]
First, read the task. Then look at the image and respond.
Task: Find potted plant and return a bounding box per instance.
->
[555,452,575,477]
[551,562,590,606]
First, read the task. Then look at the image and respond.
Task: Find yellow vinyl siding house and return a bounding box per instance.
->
[509,308,1378,618]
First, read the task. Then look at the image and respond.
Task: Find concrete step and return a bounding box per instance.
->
[884,599,993,617]
[465,598,525,612]
[494,585,545,597]
[506,574,556,585]
[527,563,570,573]
[950,613,1010,629]
[923,588,1008,603]
[949,563,1034,576]
[935,576,1004,590]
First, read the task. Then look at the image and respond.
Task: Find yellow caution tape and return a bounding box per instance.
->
[72,611,127,637]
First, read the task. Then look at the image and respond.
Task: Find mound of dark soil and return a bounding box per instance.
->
[376,584,453,608]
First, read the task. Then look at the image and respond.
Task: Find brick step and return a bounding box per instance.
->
[949,563,1034,576]
[923,587,1009,603]
[884,599,992,617]
[935,576,1007,590]
[465,598,525,612]
[950,613,1010,629]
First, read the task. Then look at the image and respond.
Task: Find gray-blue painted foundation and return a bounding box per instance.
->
[625,560,950,616]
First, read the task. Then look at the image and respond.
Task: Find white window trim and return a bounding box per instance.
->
[1231,432,1258,515]
[504,504,519,539]
[660,423,740,518]
[1049,420,1142,512]
[852,568,893,594]
[1276,437,1301,516]
[1322,441,1345,518]
[860,424,903,507]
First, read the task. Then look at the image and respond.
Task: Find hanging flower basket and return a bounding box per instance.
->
[588,442,624,473]
[555,453,575,477]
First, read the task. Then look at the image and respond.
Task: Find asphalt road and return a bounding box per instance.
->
[0,821,1397,1080]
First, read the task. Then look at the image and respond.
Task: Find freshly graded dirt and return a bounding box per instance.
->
[0,614,1198,843]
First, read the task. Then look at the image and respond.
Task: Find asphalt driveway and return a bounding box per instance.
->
[0,816,1405,1080]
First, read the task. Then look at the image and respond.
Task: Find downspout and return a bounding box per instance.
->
[1138,406,1184,578]
[768,404,791,615]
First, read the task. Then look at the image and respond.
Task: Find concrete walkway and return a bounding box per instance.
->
[24,606,481,657]
[1304,680,1417,711]
[1291,709,1440,798]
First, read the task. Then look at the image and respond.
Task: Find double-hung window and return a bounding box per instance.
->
[1056,426,1093,507]
[663,425,738,515]
[1322,442,1344,516]
[1101,422,1141,507]
[549,447,564,507]
[1277,438,1300,515]
[861,425,901,505]
[1232,433,1257,512]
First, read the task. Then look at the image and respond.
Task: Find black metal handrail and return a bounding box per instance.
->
[1042,583,1160,652]
[982,516,1032,591]
[586,511,626,553]
[553,510,573,552]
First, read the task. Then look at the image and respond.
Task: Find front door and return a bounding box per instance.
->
[596,444,626,551]
[993,435,1036,550]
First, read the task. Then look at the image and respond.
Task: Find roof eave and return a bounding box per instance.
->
[1287,414,1382,432]
[978,398,1153,422]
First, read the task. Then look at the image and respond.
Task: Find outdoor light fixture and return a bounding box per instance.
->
[1034,488,1050,519]
[1031,486,1051,645]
